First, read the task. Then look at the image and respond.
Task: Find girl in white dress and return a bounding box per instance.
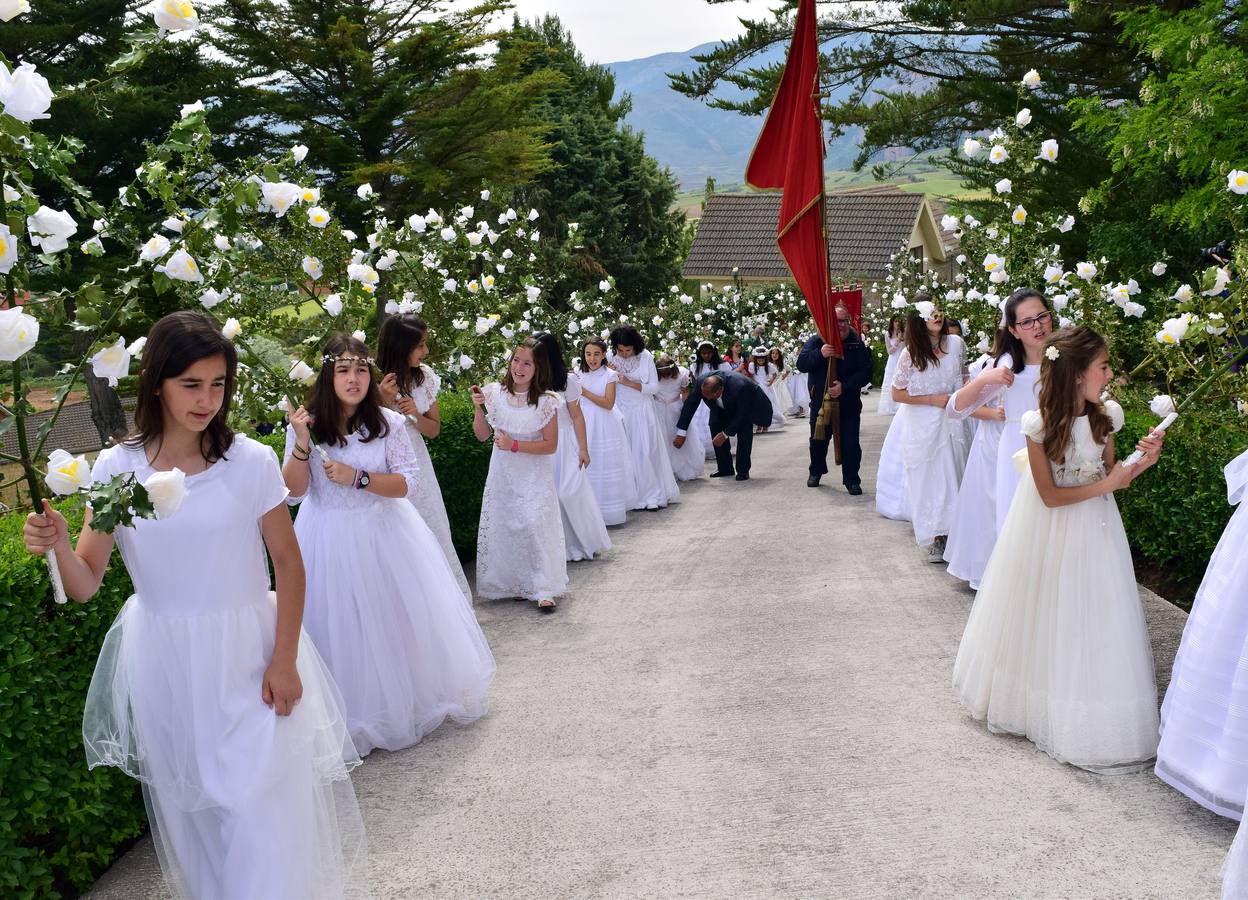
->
[24,311,366,899]
[655,356,705,481]
[786,352,810,417]
[534,331,611,563]
[284,335,495,755]
[376,314,471,601]
[888,301,969,559]
[578,337,636,524]
[944,290,1051,587]
[747,347,785,431]
[1156,447,1248,819]
[472,338,568,611]
[608,326,680,510]
[768,347,795,418]
[691,341,732,457]
[953,326,1165,774]
[877,314,906,416]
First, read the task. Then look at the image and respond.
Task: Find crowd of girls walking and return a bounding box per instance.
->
[873,287,1248,896]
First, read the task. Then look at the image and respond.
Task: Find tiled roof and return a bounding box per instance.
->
[1,398,136,458]
[682,187,940,282]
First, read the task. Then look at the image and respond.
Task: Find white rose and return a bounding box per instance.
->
[994,178,1012,194]
[302,256,324,279]
[989,145,1008,164]
[27,206,77,253]
[528,208,539,221]
[376,249,398,270]
[1036,139,1059,162]
[1011,205,1027,225]
[1015,108,1032,127]
[90,337,131,387]
[480,189,491,201]
[982,253,1005,273]
[347,263,379,286]
[139,234,171,262]
[1155,314,1193,346]
[384,299,400,314]
[474,316,494,335]
[505,208,517,221]
[459,354,474,370]
[351,329,366,343]
[1075,261,1097,280]
[127,336,148,358]
[153,0,199,31]
[439,226,456,242]
[1022,69,1042,89]
[1149,394,1177,418]
[1206,313,1227,335]
[221,317,241,340]
[0,0,31,22]
[288,360,316,383]
[179,100,204,120]
[940,214,959,231]
[1151,261,1167,277]
[1050,294,1068,311]
[467,232,483,247]
[291,144,309,162]
[144,468,189,518]
[1227,170,1248,195]
[989,269,1009,284]
[1172,283,1193,302]
[323,293,343,317]
[0,61,52,123]
[502,248,514,260]
[356,183,374,200]
[159,248,203,283]
[0,306,39,361]
[443,278,458,292]
[1202,266,1232,296]
[260,181,301,217]
[452,318,468,330]
[213,234,231,251]
[1043,264,1064,284]
[162,217,186,234]
[0,222,17,274]
[1123,301,1146,318]
[199,287,228,309]
[460,205,474,219]
[45,449,94,496]
[341,229,357,242]
[526,285,541,301]
[962,138,982,158]
[599,280,611,292]
[306,206,331,228]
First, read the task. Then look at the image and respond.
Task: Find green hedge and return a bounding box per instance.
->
[1117,402,1247,604]
[0,507,146,899]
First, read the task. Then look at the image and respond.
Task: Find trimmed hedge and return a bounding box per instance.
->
[1117,402,1246,604]
[0,507,146,899]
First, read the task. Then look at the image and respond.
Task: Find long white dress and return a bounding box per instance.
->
[875,410,910,521]
[877,332,905,415]
[994,363,1043,533]
[772,367,795,417]
[1156,448,1248,819]
[655,367,705,481]
[577,365,636,525]
[1226,818,1248,899]
[553,374,612,562]
[85,437,367,899]
[750,361,786,427]
[395,364,471,602]
[692,360,733,457]
[786,363,809,416]
[953,401,1159,774]
[891,335,969,546]
[286,410,495,756]
[475,384,569,600]
[610,350,681,509]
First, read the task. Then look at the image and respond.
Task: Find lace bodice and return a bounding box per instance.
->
[609,350,659,397]
[482,382,559,439]
[893,335,966,397]
[1020,400,1124,486]
[285,408,418,509]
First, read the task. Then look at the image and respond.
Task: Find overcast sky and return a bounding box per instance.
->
[504,0,759,63]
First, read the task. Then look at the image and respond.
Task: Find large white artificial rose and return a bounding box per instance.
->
[0,0,31,22]
[45,449,93,495]
[27,206,77,253]
[261,181,301,217]
[1022,69,1042,89]
[288,360,316,383]
[322,293,343,317]
[1155,314,1193,345]
[144,467,189,518]
[0,222,17,274]
[1149,394,1177,418]
[302,256,324,279]
[0,306,39,361]
[988,145,1008,164]
[90,337,131,386]
[0,61,52,123]
[1015,108,1032,127]
[160,248,203,282]
[962,138,981,158]
[139,234,171,262]
[153,0,199,31]
[1227,170,1248,195]
[1036,139,1059,162]
[1075,261,1097,280]
[221,317,241,339]
[307,206,331,228]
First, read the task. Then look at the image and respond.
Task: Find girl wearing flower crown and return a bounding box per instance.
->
[691,340,733,456]
[472,337,568,610]
[376,314,471,601]
[747,346,785,432]
[953,326,1165,774]
[767,346,795,418]
[577,336,637,525]
[24,311,367,898]
[284,334,495,753]
[655,355,706,481]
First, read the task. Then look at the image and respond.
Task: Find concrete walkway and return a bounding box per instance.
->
[90,396,1234,899]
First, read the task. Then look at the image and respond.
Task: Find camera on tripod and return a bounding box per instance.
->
[1201,239,1233,267]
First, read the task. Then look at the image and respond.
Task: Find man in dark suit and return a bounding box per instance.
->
[797,304,873,494]
[674,371,773,481]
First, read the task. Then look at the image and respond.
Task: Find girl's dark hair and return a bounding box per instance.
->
[903,294,947,372]
[724,341,743,362]
[1037,326,1113,464]
[655,355,679,380]
[609,325,645,354]
[127,310,237,463]
[307,334,389,447]
[887,314,905,338]
[579,337,608,370]
[945,320,963,335]
[533,331,568,392]
[692,342,723,374]
[993,287,1051,374]
[503,337,552,405]
[376,314,429,395]
[768,347,786,371]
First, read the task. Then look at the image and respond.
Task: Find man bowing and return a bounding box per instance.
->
[674,372,773,481]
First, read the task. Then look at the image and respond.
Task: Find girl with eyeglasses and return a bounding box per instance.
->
[943,289,1052,588]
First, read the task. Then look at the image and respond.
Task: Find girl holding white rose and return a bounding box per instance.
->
[283,334,495,755]
[375,314,472,602]
[953,326,1165,774]
[471,337,568,610]
[23,311,368,899]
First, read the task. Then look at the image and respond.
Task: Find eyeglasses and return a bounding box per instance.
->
[1016,311,1051,331]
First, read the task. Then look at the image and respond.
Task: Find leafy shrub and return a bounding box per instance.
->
[0,506,146,899]
[1117,402,1247,602]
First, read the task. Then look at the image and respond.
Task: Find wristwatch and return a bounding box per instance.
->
[355,470,370,490]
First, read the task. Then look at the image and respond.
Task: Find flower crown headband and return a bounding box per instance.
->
[322,353,375,366]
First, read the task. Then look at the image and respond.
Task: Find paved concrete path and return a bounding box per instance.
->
[90,396,1234,899]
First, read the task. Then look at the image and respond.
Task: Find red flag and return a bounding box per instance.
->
[744,0,841,355]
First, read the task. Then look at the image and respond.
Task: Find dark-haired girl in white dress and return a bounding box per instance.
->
[608,325,680,510]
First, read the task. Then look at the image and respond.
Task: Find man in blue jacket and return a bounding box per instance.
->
[674,371,773,481]
[797,304,873,494]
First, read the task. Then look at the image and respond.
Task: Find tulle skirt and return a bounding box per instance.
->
[297,502,495,756]
[693,401,717,459]
[662,401,705,481]
[616,391,680,509]
[944,418,1003,584]
[875,408,909,521]
[878,351,901,415]
[899,401,967,546]
[1156,499,1248,819]
[786,371,809,414]
[406,421,471,602]
[581,402,636,524]
[84,593,367,898]
[953,460,1159,774]
[1225,814,1248,898]
[553,418,612,562]
[755,379,786,428]
[773,376,794,419]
